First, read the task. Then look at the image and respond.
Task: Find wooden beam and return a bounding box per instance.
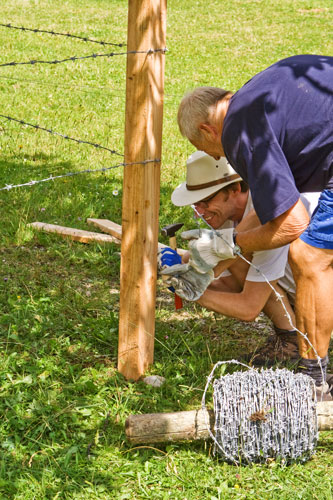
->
[118,0,167,380]
[87,218,123,239]
[28,222,120,244]
[87,218,187,256]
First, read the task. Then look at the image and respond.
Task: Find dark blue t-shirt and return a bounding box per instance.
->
[222,55,333,224]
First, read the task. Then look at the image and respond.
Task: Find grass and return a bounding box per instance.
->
[0,0,333,498]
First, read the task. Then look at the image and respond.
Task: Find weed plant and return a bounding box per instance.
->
[0,0,332,499]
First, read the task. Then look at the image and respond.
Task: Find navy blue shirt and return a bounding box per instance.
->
[222,55,333,224]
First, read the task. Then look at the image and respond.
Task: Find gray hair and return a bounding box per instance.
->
[177,87,231,143]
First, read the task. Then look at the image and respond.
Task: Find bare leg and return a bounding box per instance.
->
[289,238,333,359]
[263,283,296,331]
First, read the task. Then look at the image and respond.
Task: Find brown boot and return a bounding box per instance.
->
[248,328,300,367]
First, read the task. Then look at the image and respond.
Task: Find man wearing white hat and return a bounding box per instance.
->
[161,151,319,365]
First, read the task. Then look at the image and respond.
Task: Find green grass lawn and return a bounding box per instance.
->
[0,0,333,498]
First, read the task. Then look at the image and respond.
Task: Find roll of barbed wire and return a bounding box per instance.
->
[202,362,318,464]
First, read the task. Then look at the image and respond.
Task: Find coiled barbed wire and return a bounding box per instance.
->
[201,361,318,464]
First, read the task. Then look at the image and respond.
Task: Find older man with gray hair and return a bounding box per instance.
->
[173,55,333,399]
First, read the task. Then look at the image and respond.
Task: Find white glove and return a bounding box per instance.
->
[181,228,237,272]
[160,263,214,301]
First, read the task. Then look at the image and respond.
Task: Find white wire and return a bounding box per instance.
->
[191,204,325,390]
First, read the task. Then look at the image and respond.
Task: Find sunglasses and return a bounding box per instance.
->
[194,188,222,206]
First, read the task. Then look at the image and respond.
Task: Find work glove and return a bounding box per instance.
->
[181,228,238,272]
[157,247,182,270]
[157,247,182,293]
[160,263,214,301]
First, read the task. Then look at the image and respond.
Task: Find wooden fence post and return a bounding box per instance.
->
[118,0,167,380]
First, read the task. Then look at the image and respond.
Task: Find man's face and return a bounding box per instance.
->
[193,188,241,229]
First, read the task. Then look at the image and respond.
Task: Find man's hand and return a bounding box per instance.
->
[181,228,237,273]
[160,263,214,301]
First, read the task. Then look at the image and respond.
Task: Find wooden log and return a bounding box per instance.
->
[118,0,167,380]
[28,222,121,244]
[126,409,215,444]
[87,218,187,256]
[125,402,333,444]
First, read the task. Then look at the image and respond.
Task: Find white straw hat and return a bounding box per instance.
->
[171,151,242,206]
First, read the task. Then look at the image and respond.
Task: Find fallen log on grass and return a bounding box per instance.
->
[126,402,333,444]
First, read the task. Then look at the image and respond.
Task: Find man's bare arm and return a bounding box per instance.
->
[236,198,310,253]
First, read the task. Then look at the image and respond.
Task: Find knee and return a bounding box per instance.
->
[288,239,304,274]
[289,238,321,279]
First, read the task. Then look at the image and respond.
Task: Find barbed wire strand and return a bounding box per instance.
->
[0,48,167,69]
[0,22,126,47]
[0,113,124,156]
[191,205,325,391]
[0,159,159,192]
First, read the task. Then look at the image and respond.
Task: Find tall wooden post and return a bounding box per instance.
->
[118,0,167,380]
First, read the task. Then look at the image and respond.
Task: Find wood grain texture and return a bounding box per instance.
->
[118,0,167,380]
[29,222,120,244]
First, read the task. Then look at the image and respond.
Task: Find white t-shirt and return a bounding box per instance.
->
[219,192,320,291]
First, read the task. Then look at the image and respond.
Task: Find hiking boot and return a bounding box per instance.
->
[247,328,300,367]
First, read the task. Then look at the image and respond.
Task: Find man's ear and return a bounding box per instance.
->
[198,123,218,142]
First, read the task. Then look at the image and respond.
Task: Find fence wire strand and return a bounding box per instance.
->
[0,113,124,156]
[192,205,325,387]
[0,48,167,69]
[0,22,126,47]
[0,159,160,192]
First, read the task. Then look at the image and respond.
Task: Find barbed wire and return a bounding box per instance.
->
[0,22,126,47]
[0,159,160,192]
[192,205,325,385]
[0,113,124,156]
[0,48,167,69]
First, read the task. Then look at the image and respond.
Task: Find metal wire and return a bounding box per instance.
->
[0,159,159,192]
[0,48,167,69]
[0,113,123,156]
[0,22,126,47]
[202,361,318,464]
[191,204,325,387]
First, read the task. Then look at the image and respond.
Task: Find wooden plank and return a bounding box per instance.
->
[87,218,122,239]
[87,218,187,256]
[29,222,121,245]
[125,402,333,444]
[118,0,167,380]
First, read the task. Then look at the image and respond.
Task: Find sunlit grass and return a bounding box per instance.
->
[0,0,332,498]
